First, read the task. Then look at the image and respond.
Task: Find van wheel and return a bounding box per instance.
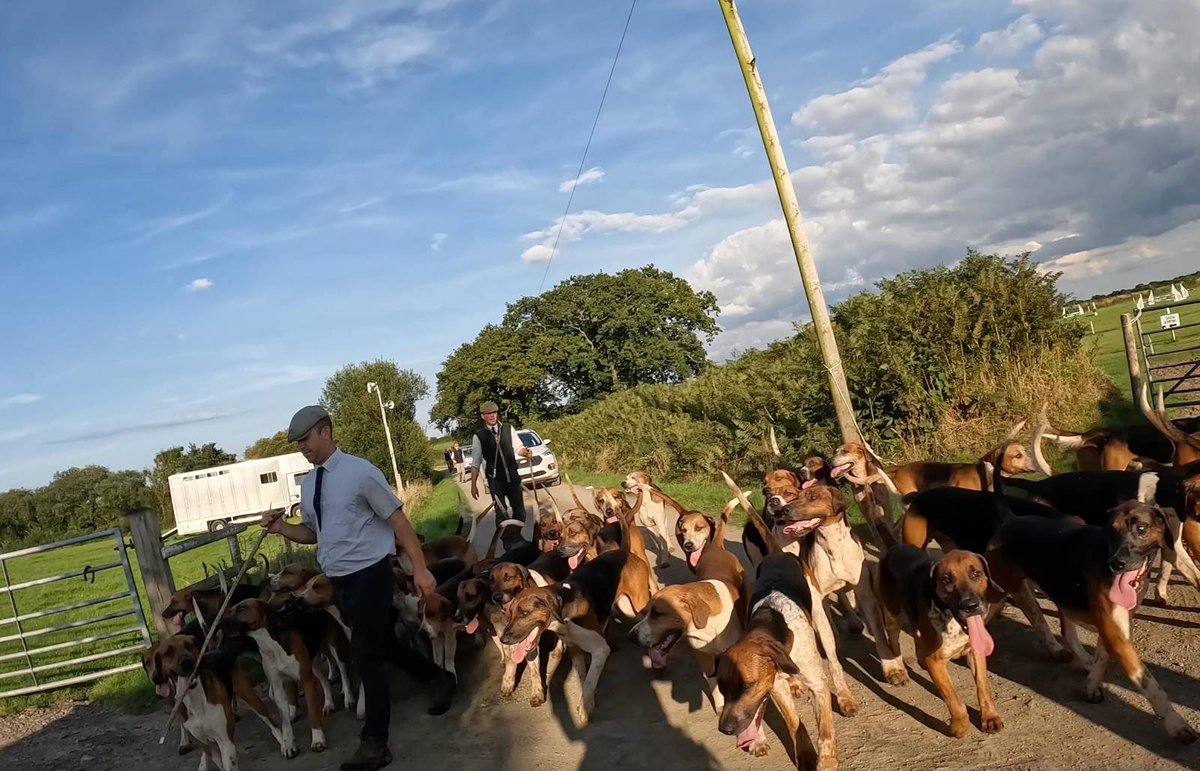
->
[208,519,228,533]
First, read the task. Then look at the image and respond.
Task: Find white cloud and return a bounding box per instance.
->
[130,193,231,242]
[681,1,1200,351]
[431,232,447,250]
[187,278,214,291]
[339,196,384,214]
[976,14,1044,56]
[790,40,961,136]
[2,394,42,407]
[520,207,701,262]
[559,167,606,193]
[336,24,437,87]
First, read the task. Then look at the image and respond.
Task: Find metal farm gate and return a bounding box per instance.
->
[1133,294,1200,417]
[0,528,151,699]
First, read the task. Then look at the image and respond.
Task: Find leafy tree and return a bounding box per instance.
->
[530,252,1111,479]
[320,360,431,486]
[244,430,292,460]
[0,489,36,545]
[147,443,237,525]
[432,265,719,430]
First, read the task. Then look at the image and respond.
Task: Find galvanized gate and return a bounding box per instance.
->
[1134,294,1200,417]
[0,528,152,699]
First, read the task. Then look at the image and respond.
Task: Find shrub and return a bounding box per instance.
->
[533,252,1112,479]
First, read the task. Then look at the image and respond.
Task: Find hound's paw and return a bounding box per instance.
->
[177,743,195,756]
[499,679,516,698]
[574,704,590,726]
[323,701,335,716]
[746,738,770,757]
[1166,716,1198,744]
[816,754,838,771]
[311,729,327,753]
[949,716,969,739]
[356,700,366,721]
[280,740,299,759]
[980,712,1004,733]
[882,661,909,687]
[529,691,546,708]
[834,692,858,717]
[1083,685,1105,704]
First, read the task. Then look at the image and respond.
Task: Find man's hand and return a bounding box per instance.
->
[261,512,284,534]
[518,447,533,459]
[413,568,437,598]
[470,483,479,500]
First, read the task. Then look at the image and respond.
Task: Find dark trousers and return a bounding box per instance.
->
[331,557,393,742]
[489,472,527,536]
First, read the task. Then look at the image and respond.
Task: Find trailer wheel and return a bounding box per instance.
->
[289,503,301,519]
[208,519,228,533]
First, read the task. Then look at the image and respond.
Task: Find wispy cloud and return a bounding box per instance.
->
[2,394,42,407]
[43,410,243,445]
[130,193,231,243]
[339,196,384,213]
[187,278,214,291]
[0,203,70,238]
[559,166,605,193]
[431,232,447,250]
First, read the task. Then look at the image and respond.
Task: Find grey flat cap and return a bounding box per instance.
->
[288,405,330,442]
[479,400,499,414]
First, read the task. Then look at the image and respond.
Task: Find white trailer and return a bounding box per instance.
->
[169,453,314,535]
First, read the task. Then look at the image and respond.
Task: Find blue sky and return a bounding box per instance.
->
[2,0,1198,489]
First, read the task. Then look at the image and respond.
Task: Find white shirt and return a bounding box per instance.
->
[299,449,399,578]
[469,424,524,472]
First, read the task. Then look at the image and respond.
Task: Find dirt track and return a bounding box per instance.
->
[2,479,1199,770]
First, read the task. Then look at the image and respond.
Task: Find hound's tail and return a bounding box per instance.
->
[721,471,779,555]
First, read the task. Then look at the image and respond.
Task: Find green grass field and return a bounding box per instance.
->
[0,485,467,717]
[1078,294,1200,423]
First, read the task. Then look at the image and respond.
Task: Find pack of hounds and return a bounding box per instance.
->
[142,406,1200,770]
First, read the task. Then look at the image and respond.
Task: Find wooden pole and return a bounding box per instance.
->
[127,509,175,640]
[717,0,862,443]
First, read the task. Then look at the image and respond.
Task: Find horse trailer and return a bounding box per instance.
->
[169,453,314,535]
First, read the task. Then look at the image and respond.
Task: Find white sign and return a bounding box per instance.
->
[1161,313,1181,329]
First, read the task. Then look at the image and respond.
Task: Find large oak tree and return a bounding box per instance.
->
[432,266,719,430]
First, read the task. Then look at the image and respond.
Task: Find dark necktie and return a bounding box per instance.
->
[313,466,325,530]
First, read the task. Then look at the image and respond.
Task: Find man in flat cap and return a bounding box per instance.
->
[468,401,532,547]
[263,405,435,771]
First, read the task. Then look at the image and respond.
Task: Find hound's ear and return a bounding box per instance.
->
[831,489,848,519]
[705,517,717,538]
[683,591,712,631]
[517,565,533,587]
[766,642,800,676]
[783,471,801,489]
[1152,505,1180,549]
[979,555,1005,595]
[544,591,565,623]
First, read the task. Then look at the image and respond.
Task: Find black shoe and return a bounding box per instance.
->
[340,738,392,771]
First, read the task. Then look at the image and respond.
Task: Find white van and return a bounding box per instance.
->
[169,452,314,535]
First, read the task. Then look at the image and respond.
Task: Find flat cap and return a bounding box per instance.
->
[288,405,330,442]
[478,400,499,414]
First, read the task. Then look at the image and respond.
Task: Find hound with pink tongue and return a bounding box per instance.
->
[1108,564,1146,611]
[964,614,995,659]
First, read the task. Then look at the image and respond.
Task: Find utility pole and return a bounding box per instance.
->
[367,382,404,492]
[717,0,862,444]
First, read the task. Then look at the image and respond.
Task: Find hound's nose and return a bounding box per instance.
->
[959,597,981,615]
[492,593,505,604]
[1108,557,1127,573]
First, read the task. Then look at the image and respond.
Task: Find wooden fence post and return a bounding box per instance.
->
[127,509,175,640]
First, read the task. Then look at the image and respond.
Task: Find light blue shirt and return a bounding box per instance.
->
[299,449,399,578]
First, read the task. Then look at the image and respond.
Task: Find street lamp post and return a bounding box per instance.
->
[366,382,404,492]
